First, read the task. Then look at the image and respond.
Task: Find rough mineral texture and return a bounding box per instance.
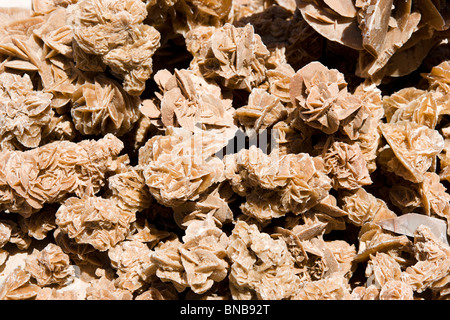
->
[70,0,161,96]
[0,73,53,150]
[224,145,332,222]
[71,75,141,136]
[1,0,450,302]
[24,243,75,287]
[0,134,126,217]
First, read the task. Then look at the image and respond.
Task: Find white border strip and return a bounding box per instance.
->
[0,0,31,9]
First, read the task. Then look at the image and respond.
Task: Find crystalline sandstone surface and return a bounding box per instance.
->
[0,0,449,301]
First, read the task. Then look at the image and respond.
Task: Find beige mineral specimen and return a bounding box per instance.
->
[0,0,449,302]
[380,121,444,183]
[70,0,161,95]
[151,219,229,294]
[225,145,331,222]
[55,196,136,251]
[322,140,372,190]
[297,0,449,80]
[71,75,141,136]
[0,268,41,300]
[191,23,270,91]
[24,243,75,287]
[139,127,226,207]
[0,72,53,150]
[108,240,155,292]
[154,68,236,137]
[0,134,126,217]
[227,220,302,299]
[290,61,363,135]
